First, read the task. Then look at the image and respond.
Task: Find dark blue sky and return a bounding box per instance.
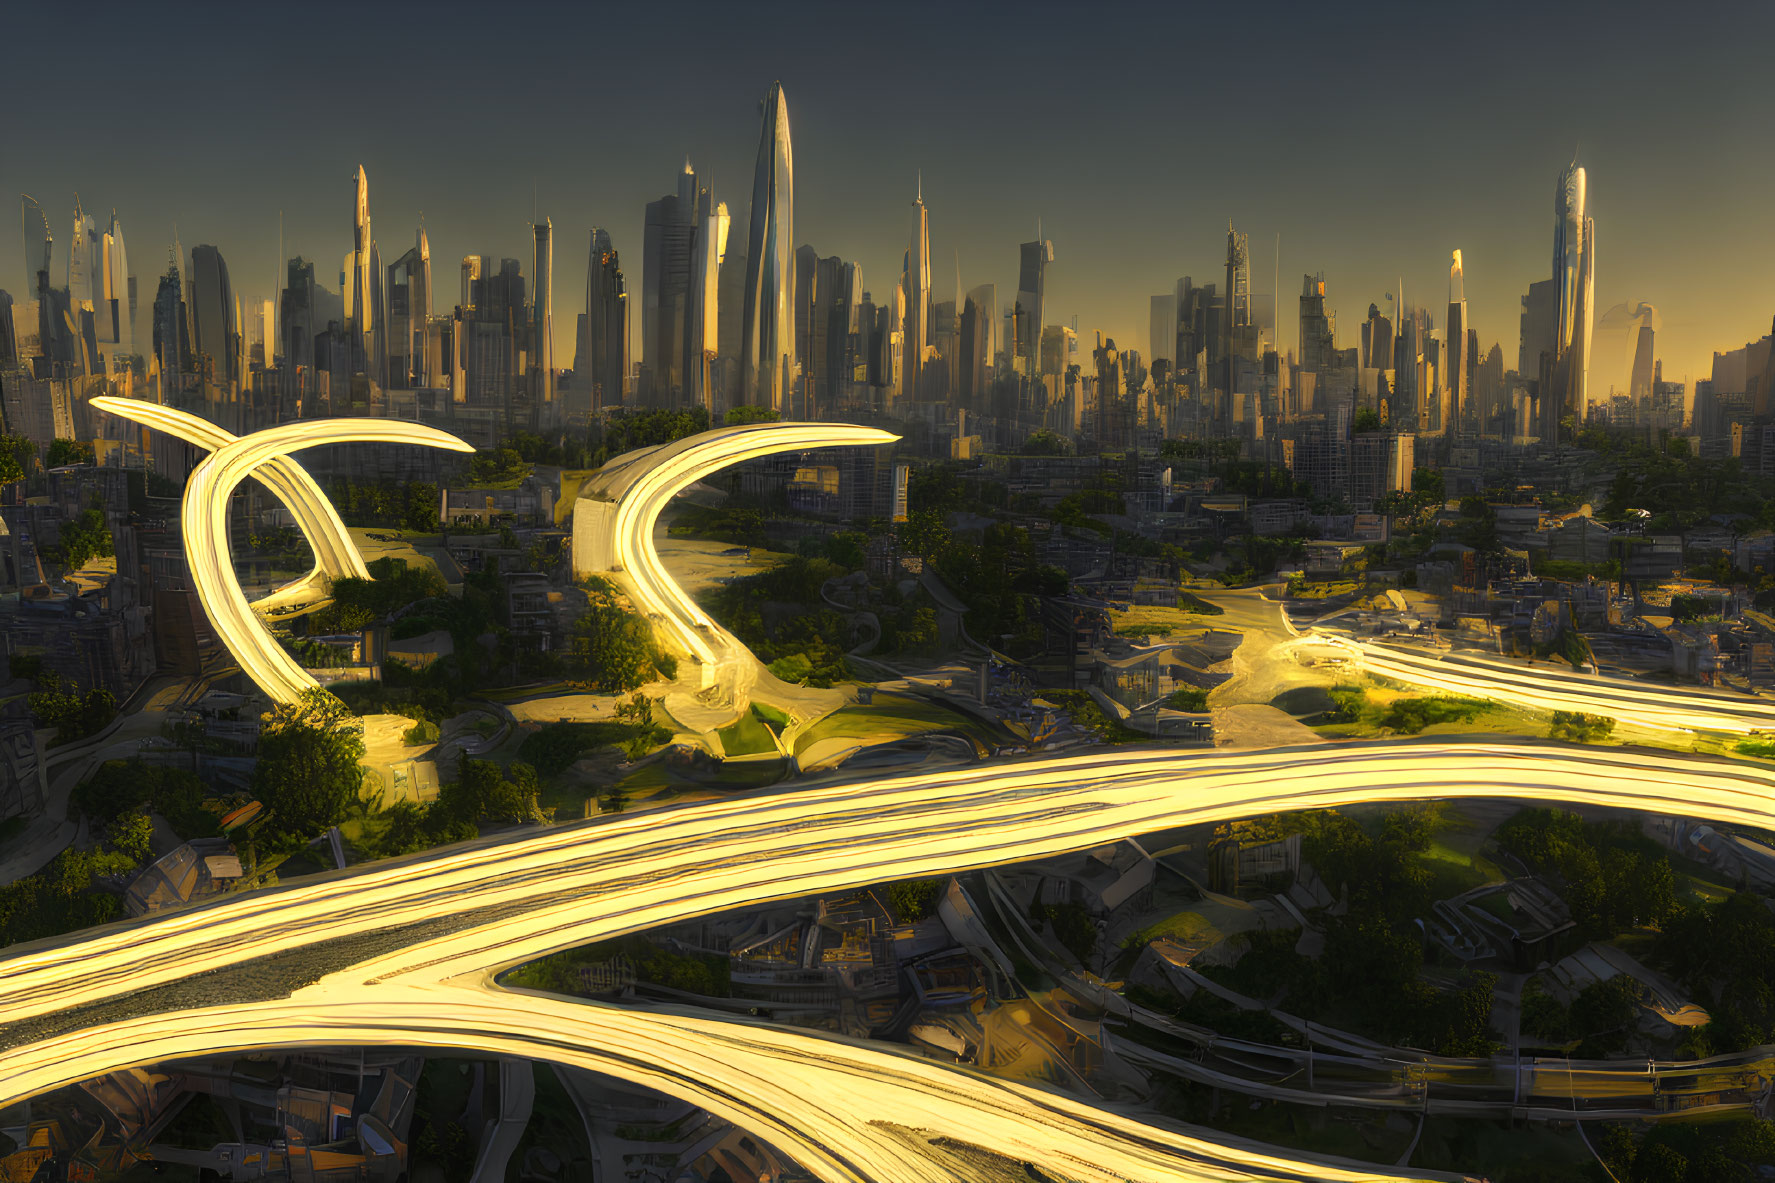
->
[6,0,1772,388]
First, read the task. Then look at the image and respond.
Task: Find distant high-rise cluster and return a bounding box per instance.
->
[4,110,1722,519]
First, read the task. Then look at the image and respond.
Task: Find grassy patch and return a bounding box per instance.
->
[1378,695,1489,735]
[792,692,994,756]
[1163,686,1210,711]
[1110,604,1223,638]
[752,702,791,734]
[717,709,778,756]
[1286,579,1363,600]
[1413,841,1497,899]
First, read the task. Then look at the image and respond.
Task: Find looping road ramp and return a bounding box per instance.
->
[91,398,473,705]
[572,423,899,673]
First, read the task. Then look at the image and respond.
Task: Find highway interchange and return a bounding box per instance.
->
[16,412,1775,1180]
[91,399,475,705]
[4,741,1775,1181]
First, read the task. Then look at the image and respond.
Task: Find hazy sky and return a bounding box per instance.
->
[6,0,1774,391]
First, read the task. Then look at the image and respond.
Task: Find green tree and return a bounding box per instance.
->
[252,689,367,843]
[0,435,30,486]
[565,586,677,691]
[56,507,115,569]
[438,754,539,824]
[108,811,155,864]
[1549,710,1615,744]
[27,674,117,745]
[888,879,945,922]
[1021,428,1071,456]
[403,482,440,532]
[723,404,780,425]
[897,508,951,559]
[47,438,95,467]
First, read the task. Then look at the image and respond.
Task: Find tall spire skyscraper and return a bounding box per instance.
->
[106,210,132,353]
[1446,250,1469,436]
[1223,222,1250,425]
[740,81,794,411]
[1550,155,1595,434]
[348,165,378,382]
[68,196,96,309]
[905,174,931,400]
[413,225,431,384]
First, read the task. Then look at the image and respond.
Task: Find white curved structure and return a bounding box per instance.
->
[574,421,899,675]
[91,397,372,594]
[1,741,1772,1180]
[92,399,473,705]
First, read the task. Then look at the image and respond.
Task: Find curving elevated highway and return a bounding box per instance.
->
[4,741,1774,1180]
[90,397,372,596]
[1308,631,1775,733]
[573,422,899,681]
[89,404,474,704]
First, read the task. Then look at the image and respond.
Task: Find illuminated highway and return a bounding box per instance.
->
[4,740,1773,1181]
[89,406,475,704]
[90,398,372,592]
[574,422,899,678]
[1306,631,1775,733]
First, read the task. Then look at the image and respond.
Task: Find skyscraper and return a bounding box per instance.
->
[152,251,191,387]
[531,218,554,422]
[575,229,628,412]
[794,245,819,419]
[1360,303,1392,374]
[1013,236,1052,378]
[387,238,424,389]
[68,198,97,311]
[1298,274,1333,375]
[280,256,317,386]
[740,82,794,412]
[689,193,728,414]
[461,256,482,313]
[348,166,376,382]
[413,228,432,385]
[905,175,931,399]
[1148,293,1176,367]
[63,202,133,355]
[804,251,849,419]
[107,211,133,354]
[1223,223,1252,423]
[1550,156,1595,433]
[188,244,237,391]
[1445,250,1469,436]
[958,283,996,413]
[642,161,699,405]
[1093,332,1129,449]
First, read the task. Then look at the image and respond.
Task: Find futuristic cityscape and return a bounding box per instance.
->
[1,3,1774,1181]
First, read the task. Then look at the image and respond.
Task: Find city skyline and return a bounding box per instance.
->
[6,1,1775,390]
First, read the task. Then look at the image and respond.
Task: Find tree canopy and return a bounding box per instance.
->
[252,688,367,843]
